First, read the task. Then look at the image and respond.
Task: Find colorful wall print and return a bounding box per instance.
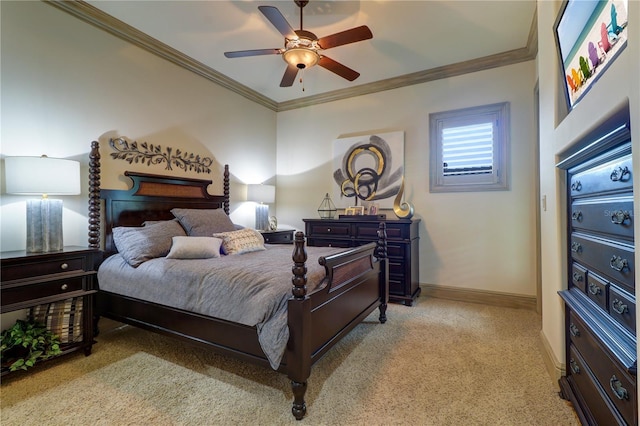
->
[332,131,404,209]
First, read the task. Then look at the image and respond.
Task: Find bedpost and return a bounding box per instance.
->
[88,141,101,249]
[291,231,307,299]
[289,231,309,420]
[377,222,389,323]
[223,164,230,215]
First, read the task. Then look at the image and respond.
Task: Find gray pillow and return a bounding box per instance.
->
[113,220,186,267]
[171,208,236,236]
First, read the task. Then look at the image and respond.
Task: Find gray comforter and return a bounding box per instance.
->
[97,244,343,369]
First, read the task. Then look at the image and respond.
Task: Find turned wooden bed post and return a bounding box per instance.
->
[88,141,101,250]
[289,231,310,420]
[376,222,389,323]
[223,164,230,215]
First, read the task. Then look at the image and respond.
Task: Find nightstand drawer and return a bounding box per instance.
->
[2,256,86,281]
[2,276,87,307]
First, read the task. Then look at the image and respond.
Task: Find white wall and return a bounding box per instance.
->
[0,1,277,253]
[276,60,539,297]
[537,0,639,387]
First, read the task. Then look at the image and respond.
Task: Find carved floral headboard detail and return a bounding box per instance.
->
[109,137,213,174]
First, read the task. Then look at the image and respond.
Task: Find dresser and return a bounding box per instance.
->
[557,113,636,425]
[1,246,98,375]
[303,218,420,305]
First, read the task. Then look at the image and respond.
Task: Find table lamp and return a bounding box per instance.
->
[4,155,81,253]
[247,184,275,231]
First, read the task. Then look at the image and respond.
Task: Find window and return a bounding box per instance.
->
[429,102,510,192]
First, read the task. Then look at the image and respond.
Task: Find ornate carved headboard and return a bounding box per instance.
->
[88,141,230,255]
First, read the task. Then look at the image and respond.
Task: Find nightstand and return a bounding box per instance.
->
[260,229,294,244]
[1,246,98,375]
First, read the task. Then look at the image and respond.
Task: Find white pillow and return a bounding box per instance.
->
[166,236,223,259]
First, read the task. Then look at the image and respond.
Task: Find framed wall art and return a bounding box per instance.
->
[554,0,628,111]
[332,131,404,209]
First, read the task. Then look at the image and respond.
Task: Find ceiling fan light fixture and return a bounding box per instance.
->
[282,47,320,69]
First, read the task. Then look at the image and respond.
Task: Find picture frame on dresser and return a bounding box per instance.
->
[554,0,628,112]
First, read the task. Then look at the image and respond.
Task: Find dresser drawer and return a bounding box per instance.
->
[571,233,634,293]
[571,196,634,239]
[306,237,352,248]
[609,286,636,334]
[568,345,626,425]
[570,153,632,198]
[569,311,637,425]
[306,222,351,237]
[354,222,408,241]
[586,272,609,312]
[2,276,87,307]
[2,256,87,281]
[571,263,587,293]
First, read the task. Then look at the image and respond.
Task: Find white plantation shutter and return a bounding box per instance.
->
[430,102,509,192]
[442,122,494,176]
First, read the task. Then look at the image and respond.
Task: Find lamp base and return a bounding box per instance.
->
[27,199,63,253]
[255,204,269,231]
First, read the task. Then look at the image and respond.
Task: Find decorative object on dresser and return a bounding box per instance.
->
[90,141,389,420]
[247,184,276,231]
[4,156,81,253]
[260,229,294,244]
[393,176,414,219]
[0,246,98,376]
[556,106,636,425]
[317,193,337,219]
[304,217,419,305]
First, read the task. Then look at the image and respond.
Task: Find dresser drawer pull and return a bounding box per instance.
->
[569,323,580,337]
[61,283,69,290]
[610,376,629,400]
[588,283,602,296]
[610,166,630,182]
[60,263,69,270]
[570,242,582,253]
[569,359,580,374]
[571,181,582,192]
[609,255,629,272]
[610,210,631,225]
[612,299,629,315]
[571,211,583,221]
[572,272,583,282]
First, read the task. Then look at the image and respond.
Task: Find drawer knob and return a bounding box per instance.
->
[571,211,583,221]
[610,210,631,225]
[61,283,69,290]
[327,228,331,233]
[572,272,583,282]
[60,263,69,270]
[570,242,582,253]
[588,283,602,296]
[609,375,629,400]
[569,323,580,337]
[571,180,582,192]
[610,166,630,182]
[612,299,629,315]
[609,255,629,272]
[569,358,580,374]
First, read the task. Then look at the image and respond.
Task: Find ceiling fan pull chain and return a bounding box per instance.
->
[300,68,305,91]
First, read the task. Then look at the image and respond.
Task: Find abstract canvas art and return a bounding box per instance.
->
[332,131,404,209]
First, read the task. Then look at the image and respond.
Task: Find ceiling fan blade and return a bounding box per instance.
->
[317,26,373,50]
[224,49,281,58]
[280,64,299,87]
[318,56,360,81]
[258,5,297,39]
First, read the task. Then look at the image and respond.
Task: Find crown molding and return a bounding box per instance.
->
[46,1,538,112]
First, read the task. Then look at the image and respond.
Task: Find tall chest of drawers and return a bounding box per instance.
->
[557,115,637,425]
[303,218,420,305]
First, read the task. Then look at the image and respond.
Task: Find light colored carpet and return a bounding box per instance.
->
[1,297,579,425]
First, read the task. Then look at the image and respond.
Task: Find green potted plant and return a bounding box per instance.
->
[1,319,62,372]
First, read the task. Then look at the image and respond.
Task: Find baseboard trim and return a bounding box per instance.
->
[539,328,565,390]
[421,283,537,311]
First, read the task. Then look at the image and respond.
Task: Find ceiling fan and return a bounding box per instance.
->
[224,0,373,87]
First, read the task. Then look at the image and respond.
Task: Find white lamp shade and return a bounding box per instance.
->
[247,184,275,204]
[5,156,81,195]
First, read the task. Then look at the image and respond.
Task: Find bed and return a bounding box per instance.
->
[88,141,389,420]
